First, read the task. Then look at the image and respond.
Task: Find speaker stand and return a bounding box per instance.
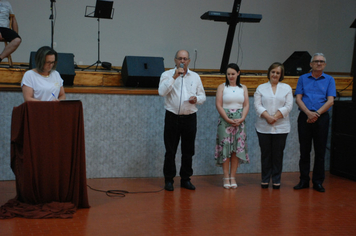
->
[50,0,55,49]
[82,18,102,71]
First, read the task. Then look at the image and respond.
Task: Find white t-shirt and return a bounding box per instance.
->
[21,70,64,101]
[0,0,13,28]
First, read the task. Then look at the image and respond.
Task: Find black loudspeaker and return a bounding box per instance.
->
[121,56,165,88]
[330,100,356,181]
[283,51,312,76]
[29,52,76,86]
[350,18,356,102]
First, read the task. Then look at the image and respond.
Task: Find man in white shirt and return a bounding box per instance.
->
[158,49,206,191]
[0,0,21,64]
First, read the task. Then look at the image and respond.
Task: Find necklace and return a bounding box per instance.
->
[35,69,50,78]
[39,72,50,78]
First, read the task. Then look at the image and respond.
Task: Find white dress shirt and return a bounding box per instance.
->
[254,81,293,134]
[158,68,206,115]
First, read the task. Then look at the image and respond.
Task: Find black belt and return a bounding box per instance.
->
[166,110,196,118]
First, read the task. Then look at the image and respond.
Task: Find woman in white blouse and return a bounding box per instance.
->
[254,62,293,189]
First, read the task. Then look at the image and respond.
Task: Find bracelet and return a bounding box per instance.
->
[315,111,320,116]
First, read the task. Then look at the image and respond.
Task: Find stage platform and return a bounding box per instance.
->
[0,62,353,96]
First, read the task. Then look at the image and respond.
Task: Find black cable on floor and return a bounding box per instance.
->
[87,184,164,198]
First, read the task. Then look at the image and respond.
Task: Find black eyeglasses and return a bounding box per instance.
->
[312,60,325,64]
[175,57,190,61]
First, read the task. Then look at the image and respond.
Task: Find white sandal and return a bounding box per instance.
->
[223,178,231,189]
[230,177,238,189]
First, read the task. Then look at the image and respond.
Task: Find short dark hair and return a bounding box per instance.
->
[35,46,58,73]
[267,62,285,82]
[225,63,242,88]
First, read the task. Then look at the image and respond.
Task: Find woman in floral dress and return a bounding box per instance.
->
[215,63,249,189]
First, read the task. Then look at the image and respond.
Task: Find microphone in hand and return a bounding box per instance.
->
[179,63,184,77]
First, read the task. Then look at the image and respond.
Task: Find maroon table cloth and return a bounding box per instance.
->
[9,101,89,210]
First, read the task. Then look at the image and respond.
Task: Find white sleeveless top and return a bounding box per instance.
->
[222,84,244,109]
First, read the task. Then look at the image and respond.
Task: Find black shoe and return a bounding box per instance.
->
[164,181,174,191]
[273,184,280,189]
[261,183,269,189]
[313,184,325,192]
[181,180,196,190]
[293,181,309,190]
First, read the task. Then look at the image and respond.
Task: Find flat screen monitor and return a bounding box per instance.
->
[94,0,113,19]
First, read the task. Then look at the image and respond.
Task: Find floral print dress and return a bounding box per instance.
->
[215,108,249,167]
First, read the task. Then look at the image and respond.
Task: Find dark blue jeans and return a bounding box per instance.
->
[163,110,197,183]
[297,111,329,185]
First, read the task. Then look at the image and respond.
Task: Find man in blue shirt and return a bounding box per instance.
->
[293,53,336,192]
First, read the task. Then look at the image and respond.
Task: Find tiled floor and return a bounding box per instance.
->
[0,172,355,236]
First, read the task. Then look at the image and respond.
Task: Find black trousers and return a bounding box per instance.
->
[163,110,197,183]
[297,111,329,184]
[257,132,288,184]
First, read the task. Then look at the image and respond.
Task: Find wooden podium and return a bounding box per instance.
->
[10,101,90,208]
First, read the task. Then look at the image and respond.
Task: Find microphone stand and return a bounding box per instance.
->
[50,0,56,49]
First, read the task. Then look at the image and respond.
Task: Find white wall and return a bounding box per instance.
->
[9,0,356,72]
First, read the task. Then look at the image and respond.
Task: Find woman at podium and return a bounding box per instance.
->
[21,46,66,101]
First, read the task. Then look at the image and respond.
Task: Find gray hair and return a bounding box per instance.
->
[175,49,190,59]
[311,53,326,63]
